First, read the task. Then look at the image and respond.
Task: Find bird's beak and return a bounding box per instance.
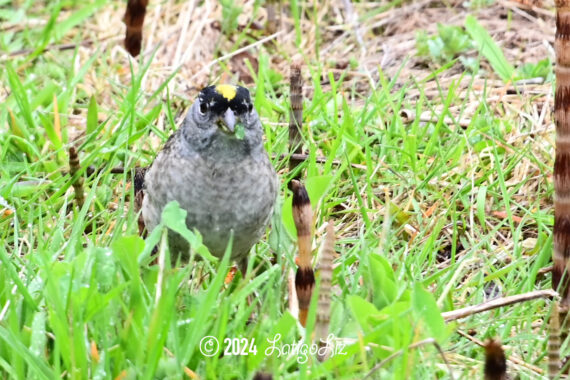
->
[217,108,236,133]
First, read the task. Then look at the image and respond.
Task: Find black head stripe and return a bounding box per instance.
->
[198,85,251,116]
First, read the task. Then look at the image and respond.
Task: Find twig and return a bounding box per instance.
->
[538,265,553,276]
[400,109,472,129]
[514,77,545,86]
[84,155,366,178]
[442,289,557,322]
[172,0,194,66]
[86,152,392,179]
[277,153,367,171]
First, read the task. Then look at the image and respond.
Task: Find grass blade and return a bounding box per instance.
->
[465,15,514,81]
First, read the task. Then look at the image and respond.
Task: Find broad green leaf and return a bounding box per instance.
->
[347,295,382,333]
[160,201,217,262]
[139,223,163,265]
[306,175,334,207]
[366,254,398,310]
[93,247,116,291]
[112,235,145,275]
[412,283,446,341]
[235,123,245,140]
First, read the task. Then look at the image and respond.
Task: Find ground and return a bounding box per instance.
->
[0,0,558,378]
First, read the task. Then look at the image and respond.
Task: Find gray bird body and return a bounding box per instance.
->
[141,86,277,266]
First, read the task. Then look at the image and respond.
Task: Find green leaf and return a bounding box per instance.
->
[306,174,334,206]
[234,123,245,140]
[366,254,398,310]
[517,58,553,81]
[347,295,382,333]
[139,223,164,265]
[412,283,446,341]
[465,15,514,81]
[437,24,471,60]
[415,24,471,64]
[112,235,145,274]
[268,196,293,254]
[160,201,217,262]
[93,247,116,291]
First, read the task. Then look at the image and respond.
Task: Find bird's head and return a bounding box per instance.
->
[183,84,263,154]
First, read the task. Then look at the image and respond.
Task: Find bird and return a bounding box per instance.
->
[139,84,278,272]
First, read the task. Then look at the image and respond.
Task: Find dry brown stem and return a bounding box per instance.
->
[442,289,557,322]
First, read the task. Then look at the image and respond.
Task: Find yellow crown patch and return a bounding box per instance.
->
[215,84,237,101]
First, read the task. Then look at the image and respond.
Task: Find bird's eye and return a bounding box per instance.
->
[248,103,253,113]
[199,102,208,115]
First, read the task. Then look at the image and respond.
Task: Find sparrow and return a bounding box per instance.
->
[139,84,278,272]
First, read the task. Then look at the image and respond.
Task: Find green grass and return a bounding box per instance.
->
[0,0,556,379]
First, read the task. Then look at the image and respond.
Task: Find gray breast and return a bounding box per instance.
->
[142,149,277,261]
